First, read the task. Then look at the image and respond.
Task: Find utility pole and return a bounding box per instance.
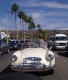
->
[5,10,12,44]
[5,10,8,44]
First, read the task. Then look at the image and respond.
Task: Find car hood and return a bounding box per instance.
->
[13,48,47,58]
[12,48,54,65]
[21,48,46,57]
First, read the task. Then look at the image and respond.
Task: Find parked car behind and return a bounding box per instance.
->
[0,40,9,56]
[19,40,27,48]
[26,40,32,47]
[9,40,22,50]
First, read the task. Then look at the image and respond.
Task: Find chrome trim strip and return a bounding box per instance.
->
[10,64,55,72]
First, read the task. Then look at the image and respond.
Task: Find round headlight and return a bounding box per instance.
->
[46,54,54,61]
[12,55,18,61]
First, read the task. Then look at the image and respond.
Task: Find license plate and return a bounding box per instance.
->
[25,60,40,64]
[31,60,40,63]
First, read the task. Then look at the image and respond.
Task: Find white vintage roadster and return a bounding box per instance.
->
[10,42,55,74]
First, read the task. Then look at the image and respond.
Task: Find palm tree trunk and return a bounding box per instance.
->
[25,22,26,40]
[15,12,18,40]
[20,18,21,30]
[33,28,34,42]
[22,19,24,41]
[28,23,30,40]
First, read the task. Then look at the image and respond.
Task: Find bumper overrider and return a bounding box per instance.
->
[10,63,55,72]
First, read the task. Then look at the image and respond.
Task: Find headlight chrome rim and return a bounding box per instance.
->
[12,55,18,61]
[46,54,54,61]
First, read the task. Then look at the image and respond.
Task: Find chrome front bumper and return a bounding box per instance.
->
[55,46,66,50]
[10,63,55,72]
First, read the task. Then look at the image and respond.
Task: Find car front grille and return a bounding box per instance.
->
[21,57,43,69]
[58,43,66,46]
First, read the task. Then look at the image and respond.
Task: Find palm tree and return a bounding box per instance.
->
[21,11,25,41]
[17,11,23,30]
[23,14,28,40]
[28,16,33,30]
[30,21,36,40]
[27,16,33,38]
[37,24,40,29]
[22,14,28,31]
[11,3,19,39]
[27,16,33,39]
[21,12,25,30]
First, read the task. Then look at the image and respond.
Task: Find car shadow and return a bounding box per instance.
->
[0,65,13,75]
[57,51,68,58]
[0,65,53,76]
[28,71,53,76]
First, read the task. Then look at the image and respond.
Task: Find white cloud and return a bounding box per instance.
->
[43,12,68,17]
[18,1,68,9]
[31,13,42,18]
[59,27,68,30]
[16,0,35,7]
[28,11,67,26]
[45,22,62,29]
[43,2,68,9]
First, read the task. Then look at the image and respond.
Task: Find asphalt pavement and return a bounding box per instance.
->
[0,50,68,80]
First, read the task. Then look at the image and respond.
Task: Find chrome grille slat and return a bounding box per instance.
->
[58,43,66,46]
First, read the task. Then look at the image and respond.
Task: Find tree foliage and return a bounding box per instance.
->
[10,3,45,39]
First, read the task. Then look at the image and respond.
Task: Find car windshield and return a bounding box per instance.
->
[55,36,68,41]
[31,41,47,49]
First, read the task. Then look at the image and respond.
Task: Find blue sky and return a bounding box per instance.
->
[0,0,68,30]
